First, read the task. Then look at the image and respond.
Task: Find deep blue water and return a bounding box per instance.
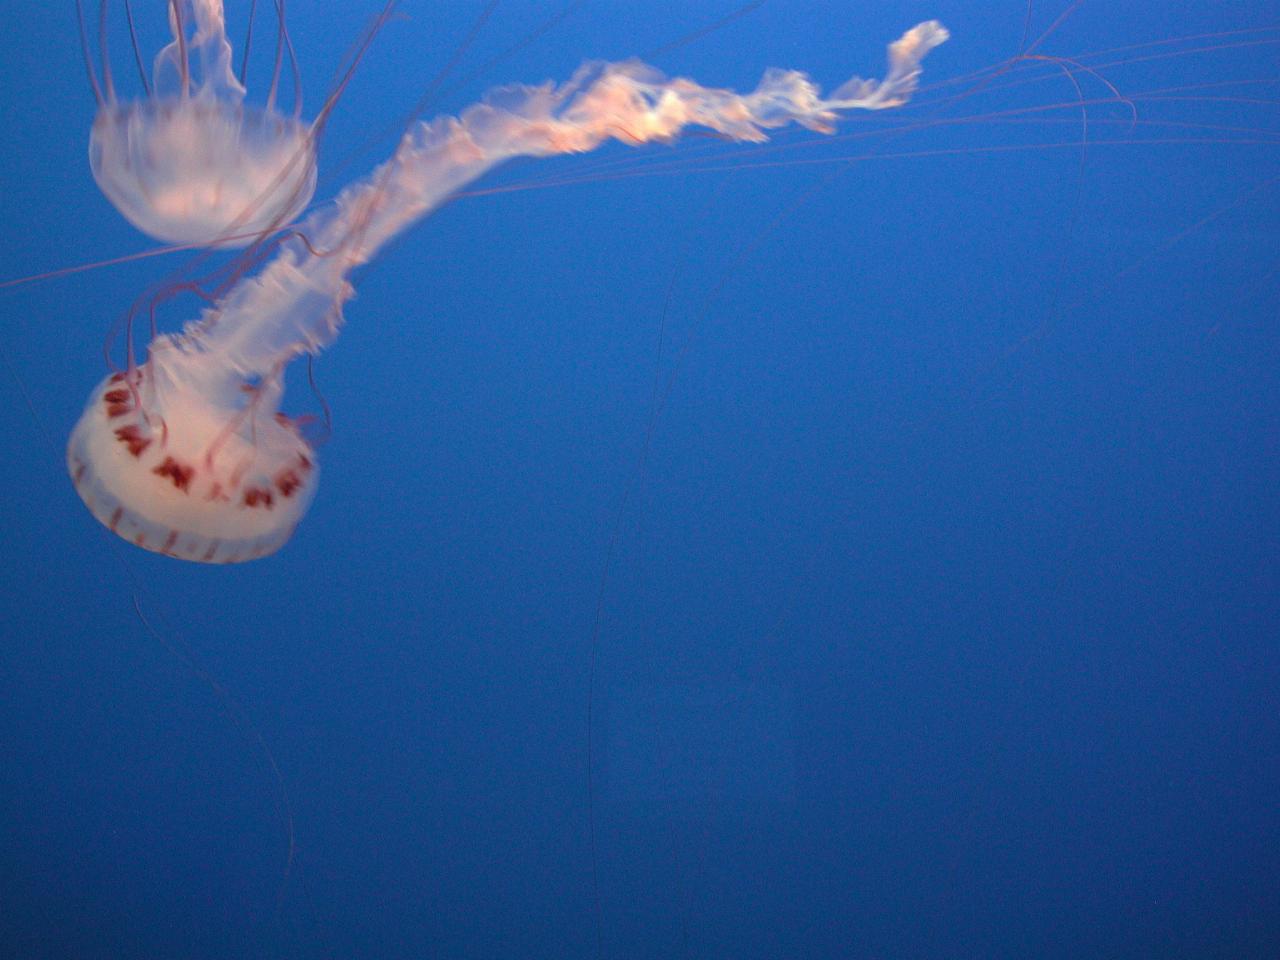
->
[1,2,1278,958]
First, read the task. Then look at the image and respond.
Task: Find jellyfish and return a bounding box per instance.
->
[82,0,317,247]
[66,21,949,563]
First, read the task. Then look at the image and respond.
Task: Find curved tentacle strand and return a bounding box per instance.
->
[207,21,949,373]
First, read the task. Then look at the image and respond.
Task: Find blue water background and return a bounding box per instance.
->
[1,2,1278,957]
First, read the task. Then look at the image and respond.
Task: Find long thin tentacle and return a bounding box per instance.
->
[122,0,151,96]
[98,0,116,102]
[275,0,304,118]
[75,0,105,105]
[267,0,285,111]
[170,0,191,97]
[239,0,258,86]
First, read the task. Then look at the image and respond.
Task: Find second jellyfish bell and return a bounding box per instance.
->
[85,0,317,248]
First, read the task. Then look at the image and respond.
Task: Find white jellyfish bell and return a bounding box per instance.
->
[84,0,317,248]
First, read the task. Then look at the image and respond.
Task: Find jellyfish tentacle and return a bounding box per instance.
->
[197,22,950,378]
[165,0,191,98]
[238,0,258,87]
[266,0,286,113]
[276,0,306,121]
[98,0,116,102]
[122,0,152,96]
[76,0,106,106]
